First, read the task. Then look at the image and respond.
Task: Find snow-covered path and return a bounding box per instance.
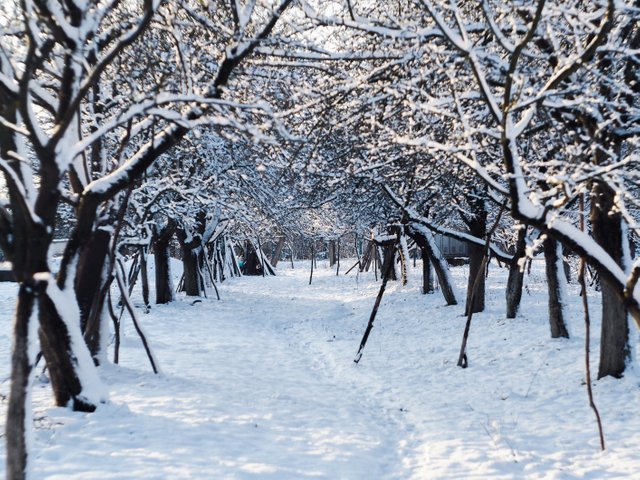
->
[110,269,413,479]
[1,260,640,479]
[2,263,416,479]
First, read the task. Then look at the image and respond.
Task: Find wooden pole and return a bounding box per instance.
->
[354,240,395,363]
[457,203,506,367]
[309,241,314,285]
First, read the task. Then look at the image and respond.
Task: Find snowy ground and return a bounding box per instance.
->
[1,258,639,479]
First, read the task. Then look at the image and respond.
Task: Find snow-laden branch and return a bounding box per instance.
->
[382,184,513,262]
[49,0,159,149]
[0,156,40,226]
[418,0,502,124]
[300,1,442,41]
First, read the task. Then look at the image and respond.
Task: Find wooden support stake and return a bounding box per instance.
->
[115,267,159,374]
[354,241,395,364]
[456,203,506,368]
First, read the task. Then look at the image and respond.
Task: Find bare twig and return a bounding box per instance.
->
[115,267,159,374]
[578,193,605,450]
[578,257,606,451]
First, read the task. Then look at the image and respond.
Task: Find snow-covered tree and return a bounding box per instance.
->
[0,0,294,476]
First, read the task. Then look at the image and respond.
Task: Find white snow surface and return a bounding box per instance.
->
[1,259,639,479]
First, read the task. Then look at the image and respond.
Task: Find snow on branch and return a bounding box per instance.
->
[383,184,513,262]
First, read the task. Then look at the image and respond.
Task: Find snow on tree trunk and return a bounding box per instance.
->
[39,272,108,410]
[543,237,570,339]
[399,231,410,286]
[409,224,458,305]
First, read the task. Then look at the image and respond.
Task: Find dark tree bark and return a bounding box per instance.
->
[76,229,110,330]
[243,241,264,276]
[591,181,630,378]
[154,227,175,304]
[421,246,434,294]
[543,237,570,338]
[408,227,457,305]
[563,259,572,283]
[381,241,398,281]
[463,193,487,315]
[6,284,35,480]
[181,246,203,296]
[328,240,336,267]
[359,241,374,272]
[506,227,527,318]
[39,291,97,411]
[75,228,111,359]
[139,247,150,309]
[466,243,486,313]
[271,237,286,267]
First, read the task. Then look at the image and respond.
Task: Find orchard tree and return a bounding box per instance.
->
[303,0,639,372]
[0,0,295,477]
[411,0,640,372]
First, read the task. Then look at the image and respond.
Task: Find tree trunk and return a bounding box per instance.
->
[243,241,267,276]
[38,290,98,411]
[140,247,150,308]
[465,241,485,315]
[421,247,434,294]
[154,237,174,303]
[544,237,570,338]
[271,237,286,267]
[75,228,111,359]
[464,197,487,315]
[153,222,176,304]
[591,181,630,378]
[181,246,202,296]
[328,240,336,267]
[598,279,630,378]
[381,241,398,281]
[9,217,100,413]
[408,226,457,305]
[360,241,374,272]
[460,187,488,315]
[506,227,527,318]
[6,284,35,480]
